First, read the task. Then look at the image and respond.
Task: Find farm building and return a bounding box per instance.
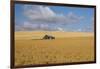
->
[43,35,55,39]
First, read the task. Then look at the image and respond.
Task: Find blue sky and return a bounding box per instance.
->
[15,4,94,32]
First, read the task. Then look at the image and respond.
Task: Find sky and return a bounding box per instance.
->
[15,4,94,32]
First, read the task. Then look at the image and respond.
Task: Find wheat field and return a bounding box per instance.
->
[15,31,94,66]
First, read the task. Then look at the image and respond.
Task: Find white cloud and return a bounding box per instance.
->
[23,5,83,24]
[15,5,84,31]
[77,28,82,32]
[57,27,64,31]
[23,5,55,20]
[66,12,84,23]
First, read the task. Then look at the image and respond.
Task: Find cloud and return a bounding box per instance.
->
[23,5,55,20]
[66,12,84,23]
[15,5,84,31]
[23,5,83,24]
[57,27,64,31]
[15,21,59,31]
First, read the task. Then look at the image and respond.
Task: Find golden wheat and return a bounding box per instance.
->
[15,31,94,66]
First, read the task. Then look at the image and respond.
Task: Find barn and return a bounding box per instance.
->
[43,35,55,39]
